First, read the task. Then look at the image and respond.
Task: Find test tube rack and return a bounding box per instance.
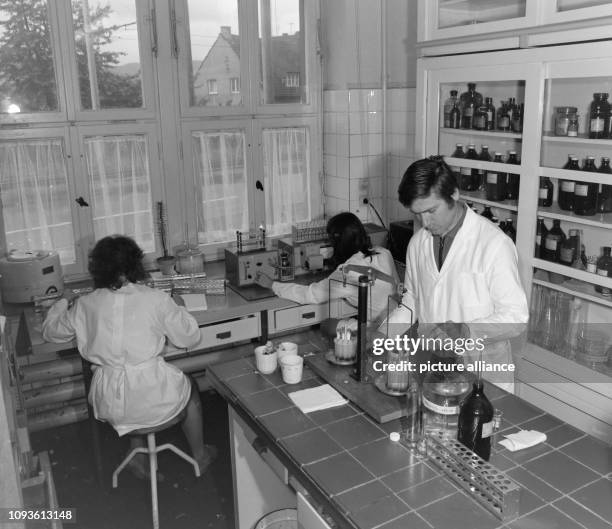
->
[424,432,521,522]
[292,220,327,243]
[236,228,266,253]
[147,273,226,295]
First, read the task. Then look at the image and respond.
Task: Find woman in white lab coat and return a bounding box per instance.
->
[42,235,216,478]
[255,212,399,326]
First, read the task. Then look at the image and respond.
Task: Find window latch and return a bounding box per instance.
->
[75,197,89,208]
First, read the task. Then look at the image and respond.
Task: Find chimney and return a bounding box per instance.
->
[220,26,231,37]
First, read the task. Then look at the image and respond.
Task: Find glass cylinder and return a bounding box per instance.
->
[386,349,410,392]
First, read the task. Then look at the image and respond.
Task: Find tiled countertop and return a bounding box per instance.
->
[207,335,612,529]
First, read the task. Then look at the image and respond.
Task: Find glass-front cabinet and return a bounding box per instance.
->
[416,41,612,441]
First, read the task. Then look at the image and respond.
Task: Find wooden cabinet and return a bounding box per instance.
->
[417,41,612,442]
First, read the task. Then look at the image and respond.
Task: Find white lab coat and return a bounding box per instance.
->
[272,246,399,324]
[42,283,200,436]
[387,208,529,389]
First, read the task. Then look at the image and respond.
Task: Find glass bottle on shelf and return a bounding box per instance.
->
[461,144,479,191]
[589,93,609,139]
[457,379,494,462]
[505,151,520,200]
[560,229,580,268]
[474,105,488,131]
[538,177,554,207]
[477,145,491,190]
[596,156,612,214]
[449,101,461,129]
[568,114,579,137]
[450,143,465,178]
[485,152,506,202]
[535,217,548,259]
[481,206,494,220]
[497,100,509,131]
[555,106,578,136]
[559,155,578,211]
[460,83,483,129]
[594,247,612,296]
[511,102,524,133]
[542,219,566,262]
[485,97,495,130]
[443,90,459,128]
[504,218,516,242]
[574,156,598,216]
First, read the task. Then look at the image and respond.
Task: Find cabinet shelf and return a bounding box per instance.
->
[539,166,612,185]
[445,156,524,174]
[542,132,612,146]
[537,203,612,228]
[532,277,612,308]
[441,127,522,140]
[533,258,612,289]
[459,190,518,211]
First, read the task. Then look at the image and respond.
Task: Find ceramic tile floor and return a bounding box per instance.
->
[30,390,234,529]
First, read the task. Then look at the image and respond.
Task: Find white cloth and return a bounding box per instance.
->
[387,208,529,389]
[272,246,399,324]
[499,430,547,451]
[42,283,200,436]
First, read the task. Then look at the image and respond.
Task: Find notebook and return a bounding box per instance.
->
[288,384,347,413]
[180,293,208,312]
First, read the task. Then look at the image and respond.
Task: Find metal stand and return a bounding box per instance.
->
[352,275,370,382]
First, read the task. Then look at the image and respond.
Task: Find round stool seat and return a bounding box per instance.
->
[128,409,187,436]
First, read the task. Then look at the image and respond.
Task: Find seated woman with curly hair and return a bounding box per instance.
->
[42,235,216,478]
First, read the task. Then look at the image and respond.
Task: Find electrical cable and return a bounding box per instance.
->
[363,198,387,230]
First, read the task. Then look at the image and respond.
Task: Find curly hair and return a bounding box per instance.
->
[326,212,374,268]
[88,235,147,290]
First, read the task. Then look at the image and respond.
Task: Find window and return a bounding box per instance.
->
[283,73,300,88]
[207,79,218,95]
[0,0,320,276]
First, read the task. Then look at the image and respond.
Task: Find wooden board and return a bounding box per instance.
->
[305,352,406,423]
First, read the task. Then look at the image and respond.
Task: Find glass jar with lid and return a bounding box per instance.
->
[555,106,578,136]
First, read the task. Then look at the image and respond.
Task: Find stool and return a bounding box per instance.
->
[112,410,201,529]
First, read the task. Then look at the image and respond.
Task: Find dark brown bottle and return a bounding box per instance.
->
[574,156,598,216]
[485,97,495,130]
[460,83,483,129]
[559,155,578,211]
[497,101,510,131]
[450,143,465,180]
[535,217,548,259]
[560,229,580,268]
[594,247,612,296]
[449,101,461,129]
[476,145,491,190]
[485,152,506,202]
[505,151,520,200]
[443,90,459,128]
[542,219,566,262]
[597,156,612,213]
[538,177,554,207]
[457,380,494,461]
[511,102,524,133]
[481,206,494,220]
[460,144,479,191]
[589,93,609,139]
[504,218,516,243]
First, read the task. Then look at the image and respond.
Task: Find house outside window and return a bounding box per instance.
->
[230,77,240,93]
[207,79,218,95]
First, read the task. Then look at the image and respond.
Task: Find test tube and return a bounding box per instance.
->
[491,409,503,453]
[404,384,423,452]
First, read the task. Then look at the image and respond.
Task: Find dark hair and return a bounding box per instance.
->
[398,156,458,207]
[88,235,147,290]
[326,212,374,268]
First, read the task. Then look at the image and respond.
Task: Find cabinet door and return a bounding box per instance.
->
[417,0,537,42]
[540,0,612,24]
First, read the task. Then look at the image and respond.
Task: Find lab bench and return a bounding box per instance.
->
[207,336,612,529]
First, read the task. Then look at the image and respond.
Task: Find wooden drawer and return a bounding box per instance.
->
[189,314,260,351]
[273,303,327,332]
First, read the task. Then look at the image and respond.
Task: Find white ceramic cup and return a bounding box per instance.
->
[279,355,303,384]
[255,345,278,374]
[277,342,298,361]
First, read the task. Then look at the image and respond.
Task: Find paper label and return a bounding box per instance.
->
[545,238,558,251]
[597,268,609,277]
[460,167,472,175]
[575,184,589,197]
[591,118,604,132]
[536,235,541,245]
[487,173,498,183]
[499,116,510,127]
[481,420,494,439]
[561,181,575,192]
[539,188,548,199]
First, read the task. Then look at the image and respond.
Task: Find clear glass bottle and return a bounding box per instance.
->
[542,219,566,262]
[597,156,612,214]
[539,177,554,207]
[485,97,495,130]
[505,151,520,200]
[457,380,494,461]
[589,93,609,139]
[485,152,506,202]
[574,156,598,216]
[559,155,578,211]
[460,83,483,129]
[535,217,548,259]
[443,89,459,128]
[555,106,578,136]
[594,247,612,296]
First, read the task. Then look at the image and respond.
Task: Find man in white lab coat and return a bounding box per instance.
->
[386,156,529,391]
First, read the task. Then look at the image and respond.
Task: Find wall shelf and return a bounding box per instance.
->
[532,277,612,309]
[441,127,522,140]
[536,203,612,228]
[542,132,612,146]
[459,190,518,212]
[539,166,612,186]
[533,258,612,289]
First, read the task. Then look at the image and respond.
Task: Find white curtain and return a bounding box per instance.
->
[0,139,76,263]
[263,127,310,236]
[84,135,154,252]
[192,130,249,244]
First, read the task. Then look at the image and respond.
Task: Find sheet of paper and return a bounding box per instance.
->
[288,384,347,413]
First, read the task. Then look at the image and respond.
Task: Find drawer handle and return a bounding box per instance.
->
[216,331,232,339]
[301,311,316,319]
